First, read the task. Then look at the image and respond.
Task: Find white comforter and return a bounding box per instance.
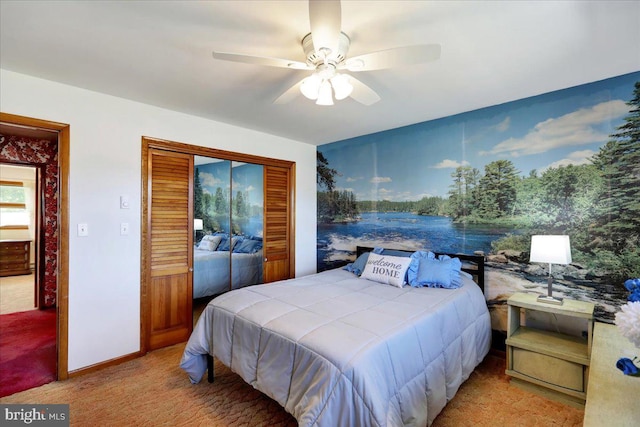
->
[180,268,491,426]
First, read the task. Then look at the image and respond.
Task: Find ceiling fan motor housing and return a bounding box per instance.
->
[302,32,350,67]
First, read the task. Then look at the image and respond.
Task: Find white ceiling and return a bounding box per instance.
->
[1,1,639,146]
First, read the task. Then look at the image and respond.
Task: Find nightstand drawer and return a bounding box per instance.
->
[513,348,584,391]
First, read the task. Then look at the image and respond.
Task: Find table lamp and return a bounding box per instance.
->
[529,235,572,305]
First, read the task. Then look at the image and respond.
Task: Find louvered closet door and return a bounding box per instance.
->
[148,149,193,350]
[263,165,292,283]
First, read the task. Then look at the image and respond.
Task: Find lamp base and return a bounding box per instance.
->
[537,295,564,305]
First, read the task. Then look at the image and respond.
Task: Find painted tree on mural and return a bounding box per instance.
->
[589,81,640,278]
[317,149,361,223]
[447,160,519,221]
[194,168,204,220]
[447,166,480,218]
[318,190,359,223]
[538,164,602,232]
[477,160,519,219]
[317,151,337,191]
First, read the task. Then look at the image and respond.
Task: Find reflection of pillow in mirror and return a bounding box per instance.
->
[233,239,262,254]
[216,238,228,251]
[218,236,243,251]
[198,239,216,251]
[199,235,222,251]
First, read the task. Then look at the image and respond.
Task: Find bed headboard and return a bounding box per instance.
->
[355,246,485,293]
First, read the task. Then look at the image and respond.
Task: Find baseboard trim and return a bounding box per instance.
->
[68,351,141,378]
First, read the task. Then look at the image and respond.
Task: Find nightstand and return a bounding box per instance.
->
[505,292,594,407]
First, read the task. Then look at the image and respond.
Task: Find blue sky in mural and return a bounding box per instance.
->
[319,72,639,201]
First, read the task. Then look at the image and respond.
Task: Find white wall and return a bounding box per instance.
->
[0,69,318,371]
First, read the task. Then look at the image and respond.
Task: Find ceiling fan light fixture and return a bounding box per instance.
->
[300,74,321,100]
[330,73,353,100]
[316,80,334,106]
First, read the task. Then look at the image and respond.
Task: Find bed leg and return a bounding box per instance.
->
[207,354,214,383]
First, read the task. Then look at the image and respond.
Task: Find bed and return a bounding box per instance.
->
[193,235,264,298]
[181,246,490,426]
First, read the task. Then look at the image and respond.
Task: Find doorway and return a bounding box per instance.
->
[0,112,70,382]
[0,164,38,314]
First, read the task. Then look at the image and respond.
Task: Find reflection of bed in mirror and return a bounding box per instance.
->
[193,235,263,298]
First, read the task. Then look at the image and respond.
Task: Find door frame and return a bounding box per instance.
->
[0,112,70,380]
[140,136,295,353]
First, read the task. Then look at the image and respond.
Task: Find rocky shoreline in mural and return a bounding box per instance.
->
[484,249,624,331]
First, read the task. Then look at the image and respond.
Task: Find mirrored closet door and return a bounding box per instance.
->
[142,136,294,352]
[193,156,263,300]
[230,161,264,290]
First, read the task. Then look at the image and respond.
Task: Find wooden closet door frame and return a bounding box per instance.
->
[140,137,295,353]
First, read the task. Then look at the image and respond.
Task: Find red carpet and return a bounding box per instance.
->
[0,308,56,397]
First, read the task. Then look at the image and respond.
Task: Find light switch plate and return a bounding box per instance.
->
[120,222,129,235]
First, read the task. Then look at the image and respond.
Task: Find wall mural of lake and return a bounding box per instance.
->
[317,71,640,335]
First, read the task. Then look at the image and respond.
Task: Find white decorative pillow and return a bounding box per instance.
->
[360,253,412,288]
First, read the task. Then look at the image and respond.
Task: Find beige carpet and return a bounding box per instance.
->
[0,344,583,426]
[0,273,35,314]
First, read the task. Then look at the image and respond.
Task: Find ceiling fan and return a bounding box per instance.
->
[212,0,441,106]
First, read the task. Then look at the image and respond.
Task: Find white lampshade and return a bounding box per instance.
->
[300,74,321,100]
[316,80,334,106]
[194,218,203,231]
[330,74,353,100]
[529,235,572,265]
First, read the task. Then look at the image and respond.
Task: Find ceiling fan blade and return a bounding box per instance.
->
[348,76,381,106]
[273,79,304,104]
[212,51,311,70]
[309,0,341,55]
[342,44,441,72]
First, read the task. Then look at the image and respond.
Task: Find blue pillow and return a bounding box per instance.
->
[218,236,243,251]
[344,248,408,276]
[216,237,228,251]
[233,238,262,253]
[417,258,454,288]
[407,251,462,288]
[381,249,412,257]
[407,250,433,284]
[344,252,371,276]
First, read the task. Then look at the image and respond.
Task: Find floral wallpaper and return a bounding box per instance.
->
[0,134,59,307]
